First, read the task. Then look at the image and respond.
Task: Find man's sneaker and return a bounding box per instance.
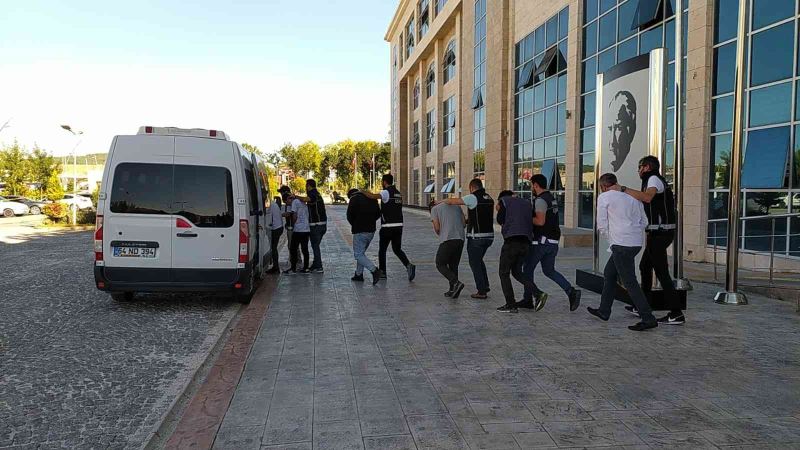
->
[568,288,582,312]
[379,270,387,280]
[351,273,364,282]
[407,264,416,282]
[628,321,658,331]
[471,292,488,299]
[587,307,609,321]
[515,299,535,309]
[496,305,519,313]
[444,291,454,297]
[451,281,465,299]
[371,269,380,285]
[311,267,324,274]
[534,292,549,312]
[298,269,311,274]
[283,269,296,275]
[657,312,686,325]
[624,305,640,317]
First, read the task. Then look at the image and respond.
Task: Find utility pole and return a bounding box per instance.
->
[61,125,84,226]
[0,118,11,134]
[673,0,692,291]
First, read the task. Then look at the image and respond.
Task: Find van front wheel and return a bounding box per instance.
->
[111,292,135,302]
[235,271,255,304]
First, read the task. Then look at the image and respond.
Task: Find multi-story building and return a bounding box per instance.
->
[387,0,800,265]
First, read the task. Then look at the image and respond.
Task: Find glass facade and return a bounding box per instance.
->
[443,40,457,84]
[580,0,688,229]
[513,7,568,223]
[426,109,436,153]
[443,96,457,147]
[710,0,800,257]
[412,169,421,206]
[473,0,487,179]
[412,121,420,157]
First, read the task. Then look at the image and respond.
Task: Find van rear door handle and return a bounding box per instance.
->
[176,232,198,238]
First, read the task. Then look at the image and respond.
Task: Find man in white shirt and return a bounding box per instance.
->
[587,173,658,331]
[266,196,285,274]
[284,193,311,274]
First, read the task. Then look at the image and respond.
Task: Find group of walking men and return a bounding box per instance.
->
[267,155,684,332]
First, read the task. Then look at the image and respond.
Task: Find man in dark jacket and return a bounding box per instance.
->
[496,190,540,313]
[347,188,381,285]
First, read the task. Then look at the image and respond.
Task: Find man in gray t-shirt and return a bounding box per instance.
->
[430,202,466,298]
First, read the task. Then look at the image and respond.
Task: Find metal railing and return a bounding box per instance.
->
[708,213,800,311]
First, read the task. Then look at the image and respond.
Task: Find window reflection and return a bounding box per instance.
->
[742,126,791,189]
[749,82,792,128]
[750,22,794,87]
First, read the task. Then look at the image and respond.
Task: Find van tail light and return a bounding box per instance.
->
[94,215,104,261]
[239,219,249,263]
[209,130,218,137]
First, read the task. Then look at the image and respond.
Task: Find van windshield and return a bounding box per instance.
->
[109,163,234,228]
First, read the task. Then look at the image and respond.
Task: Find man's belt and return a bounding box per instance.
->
[646,224,676,231]
[310,221,327,226]
[532,236,560,245]
[381,223,404,228]
[467,232,494,238]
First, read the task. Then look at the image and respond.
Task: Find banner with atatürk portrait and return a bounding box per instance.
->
[594,49,666,271]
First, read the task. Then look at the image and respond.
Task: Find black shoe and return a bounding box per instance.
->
[534,292,549,312]
[587,307,609,321]
[657,312,686,325]
[515,299,535,309]
[568,288,582,312]
[451,281,465,299]
[444,290,453,297]
[283,269,296,275]
[624,305,640,317]
[629,321,658,331]
[407,264,416,282]
[298,269,311,274]
[497,305,519,313]
[371,270,380,285]
[351,273,364,282]
[311,267,324,274]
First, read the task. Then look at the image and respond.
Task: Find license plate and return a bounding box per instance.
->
[113,247,157,258]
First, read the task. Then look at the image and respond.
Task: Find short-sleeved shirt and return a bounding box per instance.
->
[291,198,310,233]
[647,176,665,194]
[431,203,465,243]
[533,197,548,214]
[379,190,391,203]
[269,203,284,230]
[462,194,478,210]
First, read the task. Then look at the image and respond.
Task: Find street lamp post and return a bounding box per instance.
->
[61,125,84,226]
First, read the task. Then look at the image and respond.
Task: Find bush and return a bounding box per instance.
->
[77,209,96,225]
[43,203,68,223]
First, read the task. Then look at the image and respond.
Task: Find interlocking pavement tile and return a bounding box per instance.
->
[313,389,358,423]
[523,400,593,422]
[469,401,536,424]
[644,408,724,432]
[261,406,313,445]
[511,431,557,449]
[220,389,272,428]
[313,420,364,450]
[463,432,521,450]
[542,420,645,448]
[261,443,312,450]
[211,425,262,450]
[641,431,718,449]
[363,435,418,450]
[718,417,800,444]
[481,423,545,434]
[406,414,469,450]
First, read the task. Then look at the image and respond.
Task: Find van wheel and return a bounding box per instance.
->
[111,292,135,302]
[235,272,255,304]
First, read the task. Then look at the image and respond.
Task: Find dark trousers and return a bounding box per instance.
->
[378,227,410,272]
[290,231,310,271]
[600,245,655,323]
[435,239,464,287]
[309,224,327,269]
[640,231,680,314]
[523,243,573,300]
[467,238,493,294]
[499,237,538,307]
[270,227,283,269]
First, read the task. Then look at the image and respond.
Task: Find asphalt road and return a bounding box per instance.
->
[0,230,240,449]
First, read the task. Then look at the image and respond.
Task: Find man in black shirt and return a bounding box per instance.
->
[346,189,381,285]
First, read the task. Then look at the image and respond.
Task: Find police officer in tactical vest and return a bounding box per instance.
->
[361,174,416,281]
[438,178,494,299]
[518,174,581,312]
[618,155,684,325]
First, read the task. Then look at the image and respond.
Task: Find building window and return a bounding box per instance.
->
[435,0,448,16]
[443,40,457,84]
[419,0,430,40]
[426,109,436,153]
[426,64,436,98]
[413,80,420,110]
[708,0,799,256]
[441,161,456,198]
[443,96,456,147]
[412,121,420,157]
[406,18,416,59]
[581,0,688,229]
[423,165,436,203]
[412,169,421,206]
[473,0,487,179]
[513,7,568,219]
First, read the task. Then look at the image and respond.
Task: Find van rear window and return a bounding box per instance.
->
[109,163,234,228]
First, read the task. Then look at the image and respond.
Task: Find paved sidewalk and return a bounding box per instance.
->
[211,206,800,449]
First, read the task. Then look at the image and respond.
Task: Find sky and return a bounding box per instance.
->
[0,0,396,157]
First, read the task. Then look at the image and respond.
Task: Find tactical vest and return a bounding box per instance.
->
[641,172,676,232]
[532,191,561,244]
[380,185,404,227]
[466,189,495,239]
[308,189,327,226]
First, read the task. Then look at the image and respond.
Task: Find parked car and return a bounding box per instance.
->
[0,197,30,217]
[3,196,49,215]
[58,194,94,211]
[93,126,272,304]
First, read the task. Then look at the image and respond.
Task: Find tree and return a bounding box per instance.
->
[28,146,61,199]
[289,177,306,194]
[0,141,30,196]
[44,170,65,201]
[241,142,265,158]
[280,141,322,178]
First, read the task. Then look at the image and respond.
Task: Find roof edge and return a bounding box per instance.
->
[385,0,412,42]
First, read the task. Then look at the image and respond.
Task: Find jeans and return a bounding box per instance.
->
[523,243,573,300]
[435,239,464,287]
[353,232,377,275]
[640,231,681,314]
[499,237,538,307]
[378,227,410,272]
[309,224,327,269]
[600,245,655,323]
[290,231,310,271]
[467,238,493,294]
[270,227,283,269]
